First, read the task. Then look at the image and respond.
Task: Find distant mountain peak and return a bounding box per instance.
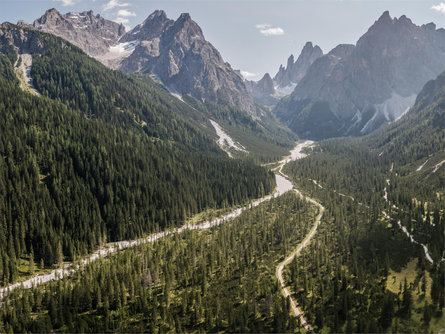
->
[35,8,63,24]
[45,8,60,15]
[118,10,258,115]
[178,13,192,22]
[121,9,173,42]
[273,41,323,90]
[377,10,392,23]
[302,41,314,50]
[286,55,295,68]
[276,12,445,139]
[23,8,259,116]
[169,12,203,39]
[30,8,125,56]
[146,9,167,20]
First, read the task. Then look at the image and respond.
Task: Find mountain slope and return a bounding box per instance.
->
[0,24,275,285]
[276,12,445,139]
[119,11,259,116]
[28,9,260,116]
[368,68,445,192]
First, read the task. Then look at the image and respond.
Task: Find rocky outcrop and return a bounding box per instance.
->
[0,23,47,55]
[20,9,260,116]
[28,8,125,56]
[119,11,259,116]
[273,42,323,91]
[245,42,323,106]
[245,73,277,106]
[276,12,445,139]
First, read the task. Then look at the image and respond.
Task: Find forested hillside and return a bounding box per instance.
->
[0,28,275,287]
[281,70,445,332]
[0,193,316,333]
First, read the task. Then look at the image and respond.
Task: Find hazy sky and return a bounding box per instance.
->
[1,0,445,80]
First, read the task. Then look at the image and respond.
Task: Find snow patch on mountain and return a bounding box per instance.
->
[97,40,140,68]
[109,40,140,55]
[274,83,296,95]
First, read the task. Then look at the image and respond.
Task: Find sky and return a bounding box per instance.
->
[1,0,445,80]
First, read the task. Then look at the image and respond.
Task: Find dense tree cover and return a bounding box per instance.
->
[17,27,216,153]
[285,139,445,264]
[285,139,387,205]
[285,191,444,332]
[0,50,275,286]
[0,193,316,333]
[283,137,444,332]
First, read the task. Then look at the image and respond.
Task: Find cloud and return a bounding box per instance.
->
[114,17,129,24]
[240,70,258,79]
[117,9,136,17]
[54,0,75,6]
[255,23,284,36]
[432,3,445,13]
[103,0,129,11]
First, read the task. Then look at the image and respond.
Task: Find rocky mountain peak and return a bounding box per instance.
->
[23,8,259,116]
[30,9,125,56]
[120,10,173,42]
[118,10,258,116]
[178,13,192,22]
[245,73,277,106]
[273,41,323,90]
[286,54,295,68]
[422,22,437,31]
[301,41,315,53]
[35,8,63,25]
[376,10,392,25]
[365,11,417,38]
[257,73,274,95]
[276,12,445,139]
[168,12,204,41]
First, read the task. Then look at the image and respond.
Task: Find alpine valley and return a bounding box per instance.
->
[0,5,443,334]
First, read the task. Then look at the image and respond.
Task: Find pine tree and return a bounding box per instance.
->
[28,250,35,275]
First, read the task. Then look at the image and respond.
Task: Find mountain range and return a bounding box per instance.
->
[22,8,259,116]
[275,11,445,139]
[0,6,444,333]
[18,8,445,141]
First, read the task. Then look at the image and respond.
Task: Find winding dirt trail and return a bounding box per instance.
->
[276,191,324,332]
[274,140,325,332]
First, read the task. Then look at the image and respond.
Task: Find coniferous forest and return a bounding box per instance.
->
[1,193,315,333]
[0,42,274,287]
[0,7,445,334]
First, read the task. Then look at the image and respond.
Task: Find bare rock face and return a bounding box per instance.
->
[245,73,277,106]
[276,11,445,139]
[0,23,47,55]
[273,42,323,90]
[26,8,260,116]
[119,11,259,116]
[29,8,125,56]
